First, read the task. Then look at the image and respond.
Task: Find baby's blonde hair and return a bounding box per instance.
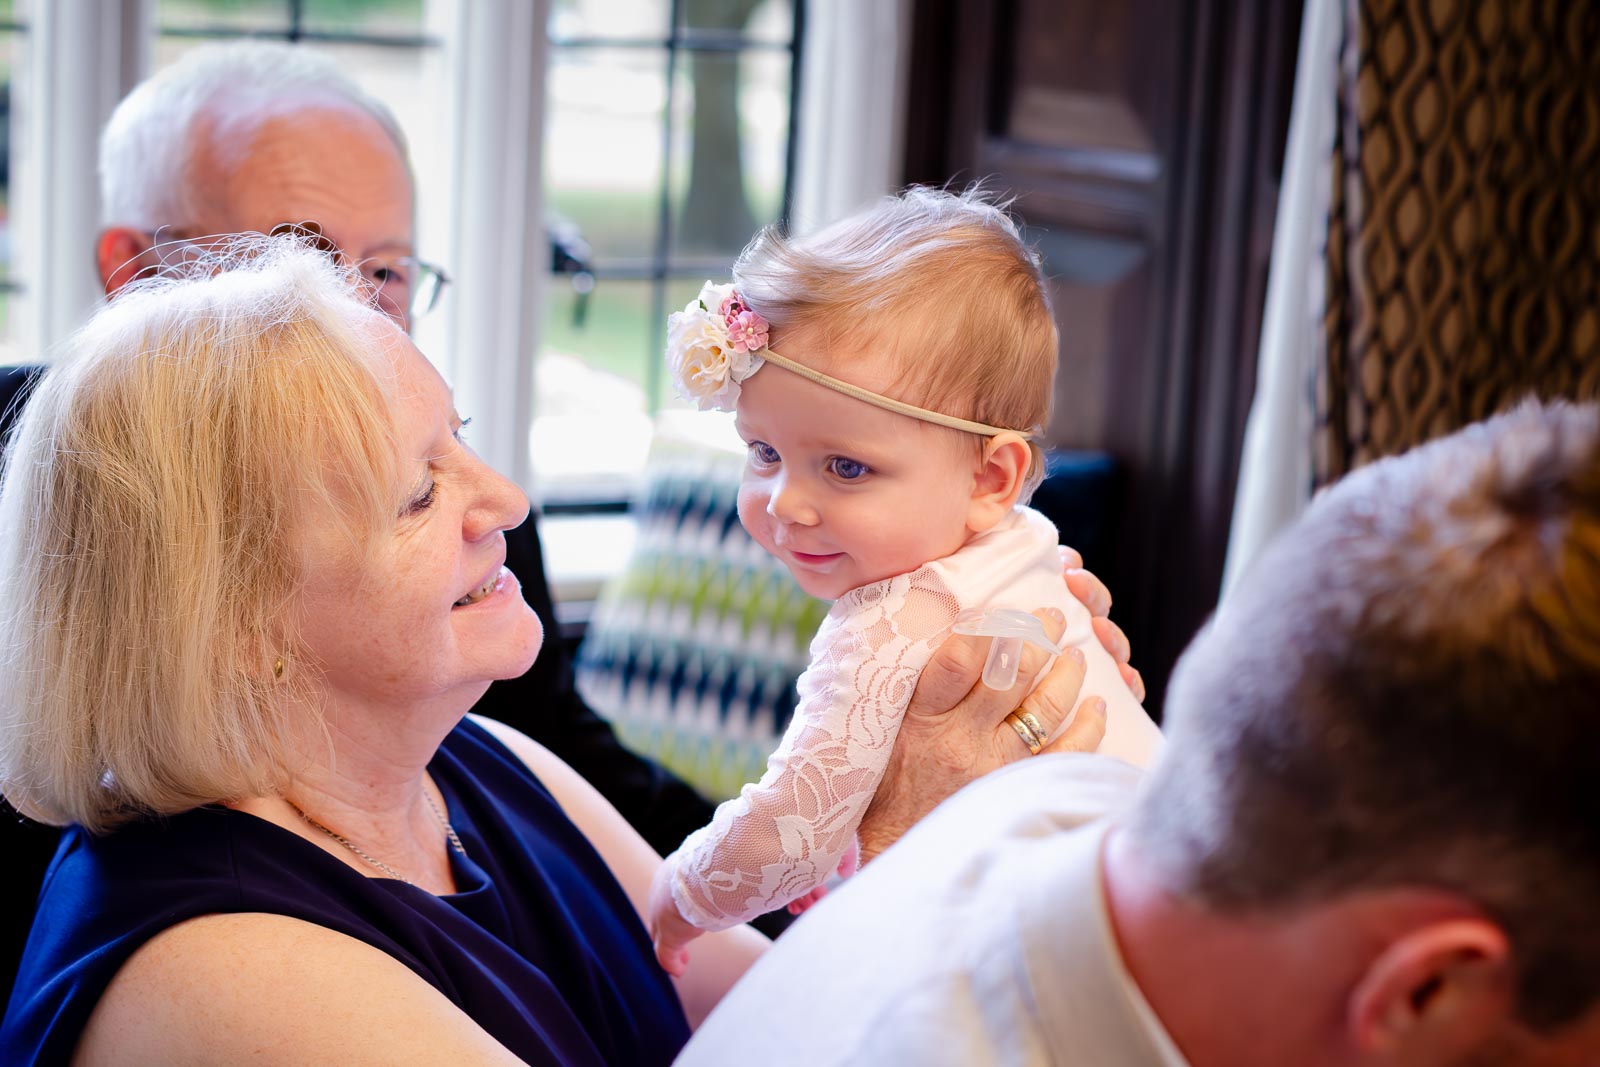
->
[733,186,1058,497]
[0,238,399,832]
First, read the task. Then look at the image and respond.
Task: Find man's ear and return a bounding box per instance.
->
[96,227,154,295]
[1347,918,1514,1060]
[966,432,1033,533]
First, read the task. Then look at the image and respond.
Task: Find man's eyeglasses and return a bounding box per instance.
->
[144,221,451,326]
[267,222,451,324]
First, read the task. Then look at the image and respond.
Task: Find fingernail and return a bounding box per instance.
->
[1092,696,1107,714]
[1046,607,1065,624]
[1066,646,1084,666]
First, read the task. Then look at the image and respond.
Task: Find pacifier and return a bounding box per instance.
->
[951,608,1061,690]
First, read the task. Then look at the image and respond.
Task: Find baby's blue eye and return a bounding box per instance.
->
[749,441,780,465]
[828,456,870,481]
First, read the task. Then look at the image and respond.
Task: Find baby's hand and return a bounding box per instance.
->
[786,885,828,915]
[837,838,860,879]
[647,859,701,978]
[786,840,861,915]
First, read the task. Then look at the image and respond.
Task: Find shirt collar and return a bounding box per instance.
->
[1017,819,1192,1067]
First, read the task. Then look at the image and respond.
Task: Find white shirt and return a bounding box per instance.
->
[678,754,1190,1066]
[666,507,1164,930]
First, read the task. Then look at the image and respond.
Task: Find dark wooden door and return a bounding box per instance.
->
[904,0,1303,713]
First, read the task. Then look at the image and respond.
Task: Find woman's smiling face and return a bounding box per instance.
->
[292,322,543,714]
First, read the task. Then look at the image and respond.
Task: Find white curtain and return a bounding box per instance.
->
[14,0,152,361]
[1218,0,1340,601]
[789,0,913,234]
[436,0,549,495]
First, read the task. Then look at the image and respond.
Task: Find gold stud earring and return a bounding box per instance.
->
[273,657,285,681]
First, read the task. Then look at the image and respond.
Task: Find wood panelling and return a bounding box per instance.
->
[905,0,1302,714]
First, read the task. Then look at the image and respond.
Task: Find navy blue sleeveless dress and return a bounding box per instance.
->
[0,718,691,1065]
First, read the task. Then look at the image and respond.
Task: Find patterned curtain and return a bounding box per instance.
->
[1316,0,1600,486]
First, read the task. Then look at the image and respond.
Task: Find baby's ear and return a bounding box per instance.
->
[967,432,1032,532]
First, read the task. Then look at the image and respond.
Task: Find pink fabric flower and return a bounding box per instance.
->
[727,309,770,354]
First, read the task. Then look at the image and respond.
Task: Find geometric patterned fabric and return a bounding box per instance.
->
[1317,0,1600,486]
[575,437,827,801]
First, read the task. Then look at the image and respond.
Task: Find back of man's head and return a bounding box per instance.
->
[1133,399,1600,1030]
[99,41,406,232]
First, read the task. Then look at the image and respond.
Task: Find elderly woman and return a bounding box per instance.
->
[0,240,1107,1064]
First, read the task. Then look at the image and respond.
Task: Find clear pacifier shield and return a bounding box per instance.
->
[951,608,1060,690]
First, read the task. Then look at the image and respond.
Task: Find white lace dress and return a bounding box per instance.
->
[663,506,1163,930]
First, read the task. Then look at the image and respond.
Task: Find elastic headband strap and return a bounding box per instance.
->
[757,349,1033,440]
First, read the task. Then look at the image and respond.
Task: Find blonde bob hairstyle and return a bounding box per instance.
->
[733,185,1059,498]
[0,237,400,832]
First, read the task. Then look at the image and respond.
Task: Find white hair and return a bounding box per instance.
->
[99,41,410,230]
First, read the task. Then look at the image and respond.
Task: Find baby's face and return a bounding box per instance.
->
[733,347,982,600]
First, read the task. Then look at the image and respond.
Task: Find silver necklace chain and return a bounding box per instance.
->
[286,788,466,886]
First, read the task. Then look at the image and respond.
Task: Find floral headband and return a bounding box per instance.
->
[665,281,1033,440]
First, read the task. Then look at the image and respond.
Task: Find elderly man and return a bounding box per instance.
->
[683,399,1600,1066]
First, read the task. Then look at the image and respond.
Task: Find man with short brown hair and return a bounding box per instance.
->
[685,399,1600,1066]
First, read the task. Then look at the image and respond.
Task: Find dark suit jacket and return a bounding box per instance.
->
[0,365,777,1010]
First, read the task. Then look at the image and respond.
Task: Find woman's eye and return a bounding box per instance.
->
[405,480,438,515]
[749,441,780,466]
[828,457,870,481]
[454,417,473,444]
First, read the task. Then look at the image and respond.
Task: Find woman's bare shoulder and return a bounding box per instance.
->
[73,911,523,1066]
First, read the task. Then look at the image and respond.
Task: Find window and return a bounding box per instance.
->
[0,1,23,360]
[7,2,891,607]
[535,0,803,506]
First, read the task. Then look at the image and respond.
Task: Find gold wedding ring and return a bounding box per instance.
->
[1004,709,1045,755]
[1016,711,1047,744]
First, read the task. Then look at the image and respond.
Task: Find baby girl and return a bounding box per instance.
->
[646,187,1162,974]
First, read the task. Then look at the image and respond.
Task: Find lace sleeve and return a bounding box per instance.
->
[666,572,961,930]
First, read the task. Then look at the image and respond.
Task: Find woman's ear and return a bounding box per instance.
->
[96,227,155,296]
[1346,918,1514,1060]
[966,432,1033,533]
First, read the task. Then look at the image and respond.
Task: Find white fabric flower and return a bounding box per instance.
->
[695,280,734,312]
[666,282,766,411]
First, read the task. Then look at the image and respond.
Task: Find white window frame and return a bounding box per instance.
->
[14,0,151,362]
[11,0,911,577]
[434,0,548,495]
